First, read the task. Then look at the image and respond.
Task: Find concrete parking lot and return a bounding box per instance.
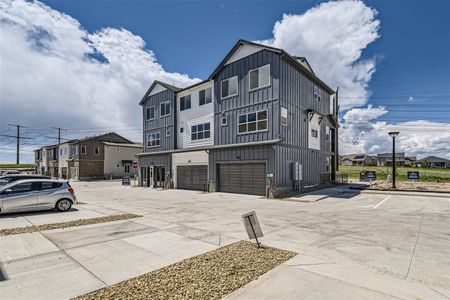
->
[0,181,449,299]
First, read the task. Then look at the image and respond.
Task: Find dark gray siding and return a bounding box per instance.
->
[214,50,280,145]
[138,153,171,169]
[208,144,275,185]
[142,89,176,152]
[276,57,334,188]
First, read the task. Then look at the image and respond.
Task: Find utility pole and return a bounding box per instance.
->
[0,124,33,164]
[46,127,68,145]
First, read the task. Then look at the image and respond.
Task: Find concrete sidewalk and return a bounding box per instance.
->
[226,253,449,300]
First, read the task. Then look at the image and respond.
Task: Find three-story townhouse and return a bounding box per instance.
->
[137,40,339,197]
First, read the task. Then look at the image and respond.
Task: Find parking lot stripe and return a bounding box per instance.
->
[372,196,391,209]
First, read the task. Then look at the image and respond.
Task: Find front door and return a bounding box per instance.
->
[1,182,38,212]
[153,166,165,188]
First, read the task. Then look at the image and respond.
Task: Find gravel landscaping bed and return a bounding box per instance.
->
[75,240,296,300]
[0,213,141,236]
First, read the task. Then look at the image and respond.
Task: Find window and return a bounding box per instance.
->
[281,107,288,126]
[221,76,238,99]
[146,106,155,120]
[199,87,212,105]
[147,133,160,147]
[180,95,191,111]
[10,182,33,193]
[311,129,318,138]
[160,102,171,117]
[60,149,63,155]
[74,146,78,156]
[81,145,86,155]
[221,117,228,126]
[238,110,268,134]
[180,127,184,133]
[314,85,321,101]
[191,123,211,141]
[166,129,170,137]
[325,126,330,141]
[249,64,270,90]
[94,146,100,155]
[40,182,62,190]
[124,164,130,174]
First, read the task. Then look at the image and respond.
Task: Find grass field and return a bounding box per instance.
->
[0,164,34,169]
[337,165,450,182]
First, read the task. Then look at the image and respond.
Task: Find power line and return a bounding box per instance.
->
[0,124,34,164]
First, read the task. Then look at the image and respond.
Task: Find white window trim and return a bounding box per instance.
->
[94,146,100,156]
[237,110,268,135]
[80,145,86,155]
[220,76,239,100]
[147,132,161,148]
[146,106,155,120]
[221,116,228,126]
[160,101,171,117]
[190,123,211,142]
[249,64,271,92]
[280,107,288,126]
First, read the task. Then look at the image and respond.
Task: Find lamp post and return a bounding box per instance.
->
[388,131,399,189]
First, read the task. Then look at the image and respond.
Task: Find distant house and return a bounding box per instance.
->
[341,154,373,166]
[377,152,405,166]
[415,156,450,168]
[35,132,142,180]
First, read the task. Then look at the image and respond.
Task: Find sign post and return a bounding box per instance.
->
[242,211,263,248]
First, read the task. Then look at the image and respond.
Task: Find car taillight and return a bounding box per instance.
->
[68,187,75,195]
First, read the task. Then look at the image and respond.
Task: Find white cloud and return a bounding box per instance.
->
[258,0,449,159]
[259,0,380,110]
[0,0,198,158]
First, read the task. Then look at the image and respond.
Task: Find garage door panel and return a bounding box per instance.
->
[218,163,266,196]
[177,165,207,191]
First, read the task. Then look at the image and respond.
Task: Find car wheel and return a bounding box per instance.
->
[56,199,72,212]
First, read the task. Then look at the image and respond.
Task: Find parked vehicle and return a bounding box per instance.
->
[0,179,77,213]
[0,170,19,176]
[0,174,51,187]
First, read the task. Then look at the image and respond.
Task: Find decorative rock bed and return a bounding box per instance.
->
[75,240,296,300]
[0,213,141,236]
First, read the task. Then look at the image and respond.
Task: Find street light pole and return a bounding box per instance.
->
[388,132,399,189]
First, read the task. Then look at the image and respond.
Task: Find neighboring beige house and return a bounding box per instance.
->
[341,154,374,166]
[103,142,143,178]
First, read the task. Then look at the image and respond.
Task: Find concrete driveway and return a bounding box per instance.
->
[0,181,449,299]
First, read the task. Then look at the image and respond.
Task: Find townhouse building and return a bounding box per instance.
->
[34,132,141,180]
[137,40,339,197]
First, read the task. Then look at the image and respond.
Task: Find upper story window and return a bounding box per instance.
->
[180,95,191,111]
[146,106,155,120]
[325,126,330,141]
[147,133,160,147]
[221,76,238,99]
[60,148,63,156]
[81,145,86,155]
[238,110,268,134]
[249,64,270,91]
[311,129,318,138]
[94,146,100,155]
[314,85,321,101]
[160,101,171,117]
[191,123,210,141]
[281,107,288,126]
[199,87,212,105]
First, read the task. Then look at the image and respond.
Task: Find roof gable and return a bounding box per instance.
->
[139,80,180,105]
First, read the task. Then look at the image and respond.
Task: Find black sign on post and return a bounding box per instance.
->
[365,171,376,181]
[407,171,420,181]
[122,176,131,186]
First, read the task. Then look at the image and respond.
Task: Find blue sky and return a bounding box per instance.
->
[42,0,450,123]
[1,0,449,163]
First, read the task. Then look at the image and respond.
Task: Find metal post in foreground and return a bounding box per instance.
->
[388,131,399,189]
[246,215,260,247]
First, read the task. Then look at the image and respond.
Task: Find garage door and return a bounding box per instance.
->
[218,163,266,196]
[177,165,208,191]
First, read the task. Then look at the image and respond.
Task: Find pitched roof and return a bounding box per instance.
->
[139,80,181,105]
[76,132,133,144]
[377,152,405,158]
[208,39,334,94]
[416,156,450,163]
